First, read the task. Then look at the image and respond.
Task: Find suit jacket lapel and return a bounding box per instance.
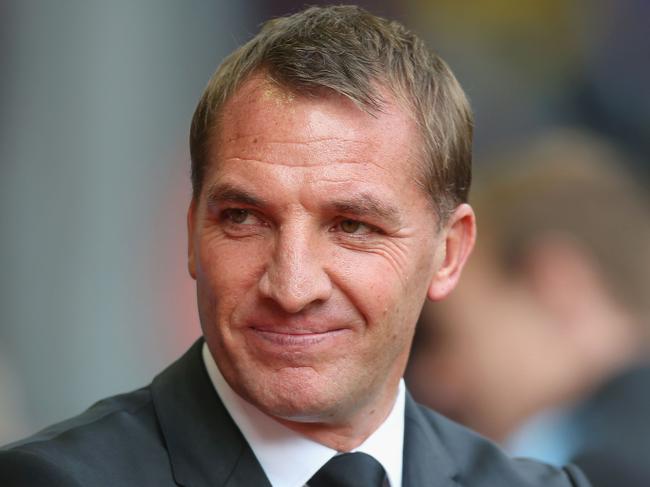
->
[151,339,271,487]
[402,392,459,487]
[151,341,460,487]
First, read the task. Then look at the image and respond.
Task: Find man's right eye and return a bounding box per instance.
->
[222,208,253,224]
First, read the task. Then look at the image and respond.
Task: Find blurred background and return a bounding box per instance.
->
[1,0,648,457]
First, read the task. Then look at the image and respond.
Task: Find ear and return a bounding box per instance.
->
[427,203,476,301]
[187,199,197,280]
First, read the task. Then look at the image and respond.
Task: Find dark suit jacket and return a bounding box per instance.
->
[570,366,650,487]
[0,340,591,486]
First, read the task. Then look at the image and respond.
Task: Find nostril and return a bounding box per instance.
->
[257,257,333,314]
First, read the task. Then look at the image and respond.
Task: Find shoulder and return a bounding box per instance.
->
[0,387,169,486]
[409,402,592,487]
[0,448,82,487]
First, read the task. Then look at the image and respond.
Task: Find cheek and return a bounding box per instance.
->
[333,253,395,314]
[332,249,428,335]
[198,229,268,278]
[336,272,413,374]
[194,237,268,318]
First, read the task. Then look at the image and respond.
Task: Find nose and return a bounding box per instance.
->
[258,225,333,313]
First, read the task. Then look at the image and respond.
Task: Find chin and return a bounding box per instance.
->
[237,367,351,423]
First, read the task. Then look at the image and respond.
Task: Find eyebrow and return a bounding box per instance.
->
[328,193,403,226]
[205,183,403,225]
[205,183,269,208]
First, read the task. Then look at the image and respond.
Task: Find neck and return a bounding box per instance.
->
[274,381,401,451]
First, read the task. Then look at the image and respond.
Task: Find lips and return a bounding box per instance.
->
[245,321,350,349]
[252,327,347,345]
[250,323,342,334]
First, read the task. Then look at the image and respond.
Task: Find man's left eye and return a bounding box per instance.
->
[340,219,362,233]
[338,219,375,234]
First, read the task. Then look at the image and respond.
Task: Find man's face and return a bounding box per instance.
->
[188,76,457,426]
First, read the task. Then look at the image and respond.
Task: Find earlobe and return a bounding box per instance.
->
[427,203,476,301]
[187,200,197,280]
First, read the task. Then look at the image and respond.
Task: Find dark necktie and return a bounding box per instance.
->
[308,452,387,487]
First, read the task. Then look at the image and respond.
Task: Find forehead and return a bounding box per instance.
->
[199,75,436,225]
[212,75,422,172]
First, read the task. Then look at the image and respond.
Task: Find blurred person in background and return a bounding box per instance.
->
[406,129,650,487]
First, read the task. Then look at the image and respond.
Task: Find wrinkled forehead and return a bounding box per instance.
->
[207,74,428,187]
[222,75,409,134]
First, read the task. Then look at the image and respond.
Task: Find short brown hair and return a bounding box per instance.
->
[189,5,473,218]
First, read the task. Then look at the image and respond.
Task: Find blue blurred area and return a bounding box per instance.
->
[1,0,647,445]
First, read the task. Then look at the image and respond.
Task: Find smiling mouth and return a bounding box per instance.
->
[249,327,348,347]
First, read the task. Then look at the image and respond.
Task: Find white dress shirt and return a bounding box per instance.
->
[202,343,405,487]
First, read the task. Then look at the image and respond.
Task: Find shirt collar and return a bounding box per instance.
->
[202,343,404,487]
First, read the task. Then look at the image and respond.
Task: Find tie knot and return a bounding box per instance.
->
[308,452,386,487]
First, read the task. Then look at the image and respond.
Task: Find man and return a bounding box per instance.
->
[406,129,650,486]
[1,6,591,487]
